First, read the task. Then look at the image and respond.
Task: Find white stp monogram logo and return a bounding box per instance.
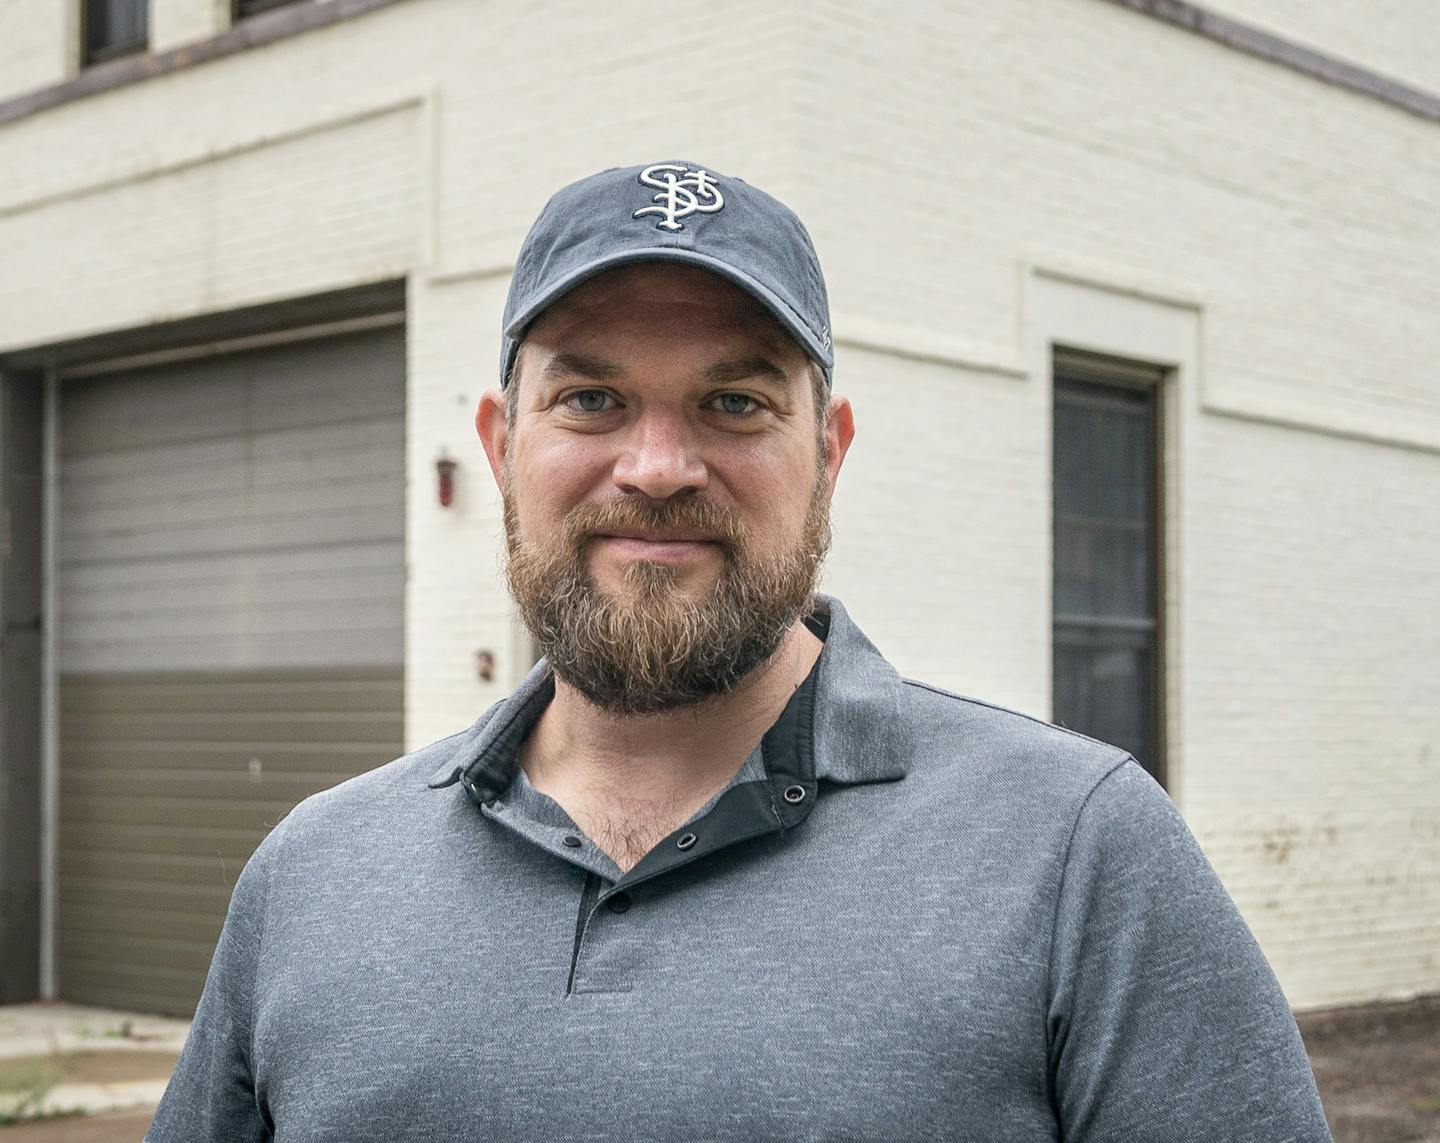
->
[632,164,725,231]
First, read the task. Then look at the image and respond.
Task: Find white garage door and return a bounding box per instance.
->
[57,325,406,1016]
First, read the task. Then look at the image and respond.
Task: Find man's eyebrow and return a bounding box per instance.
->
[537,352,624,385]
[701,357,792,389]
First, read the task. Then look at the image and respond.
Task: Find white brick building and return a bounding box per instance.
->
[0,0,1435,1016]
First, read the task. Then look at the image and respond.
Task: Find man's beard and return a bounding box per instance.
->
[503,468,831,715]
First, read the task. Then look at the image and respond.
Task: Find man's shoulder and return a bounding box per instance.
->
[890,674,1134,796]
[265,719,482,848]
[333,722,472,796]
[871,677,1187,895]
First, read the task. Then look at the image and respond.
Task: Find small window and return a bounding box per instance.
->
[234,0,306,17]
[1052,352,1165,780]
[83,0,147,65]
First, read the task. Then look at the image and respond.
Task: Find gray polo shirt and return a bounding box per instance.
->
[147,595,1332,1142]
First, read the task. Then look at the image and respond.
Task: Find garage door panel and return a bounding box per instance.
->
[247,329,406,431]
[56,822,265,860]
[60,957,211,1017]
[65,986,209,1019]
[62,592,404,644]
[249,416,405,466]
[61,329,404,452]
[60,417,401,498]
[61,360,251,453]
[61,737,397,765]
[62,469,401,539]
[62,744,401,772]
[62,878,234,918]
[55,578,403,642]
[65,628,403,673]
[61,540,402,594]
[60,498,404,566]
[59,326,406,1016]
[58,572,404,635]
[60,434,250,495]
[63,709,402,748]
[62,958,211,995]
[61,795,313,832]
[60,847,268,890]
[59,930,217,972]
[62,673,400,708]
[60,853,239,894]
[58,901,224,944]
[60,671,403,715]
[61,765,362,803]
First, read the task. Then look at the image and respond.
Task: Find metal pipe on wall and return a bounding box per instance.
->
[39,359,58,1000]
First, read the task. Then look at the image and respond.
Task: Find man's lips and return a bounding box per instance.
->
[590,531,722,563]
[594,530,716,543]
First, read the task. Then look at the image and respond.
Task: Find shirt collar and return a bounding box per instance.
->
[424,593,909,794]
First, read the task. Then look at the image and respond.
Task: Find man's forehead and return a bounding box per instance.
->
[534,349,792,391]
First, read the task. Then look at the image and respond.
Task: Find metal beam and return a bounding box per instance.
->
[39,361,58,1000]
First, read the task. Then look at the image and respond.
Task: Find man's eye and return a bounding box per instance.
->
[565,390,616,413]
[712,393,759,416]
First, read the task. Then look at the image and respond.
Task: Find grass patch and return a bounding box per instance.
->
[0,1047,178,1125]
[0,1052,71,1125]
[70,1018,135,1042]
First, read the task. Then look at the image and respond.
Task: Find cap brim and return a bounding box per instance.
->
[500,248,832,387]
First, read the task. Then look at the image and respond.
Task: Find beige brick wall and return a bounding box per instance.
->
[403,270,518,727]
[152,0,230,53]
[1,0,1435,1009]
[0,2,78,101]
[1205,0,1439,94]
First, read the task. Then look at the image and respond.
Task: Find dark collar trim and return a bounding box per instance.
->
[425,671,555,796]
[457,672,556,804]
[758,655,819,829]
[613,780,781,893]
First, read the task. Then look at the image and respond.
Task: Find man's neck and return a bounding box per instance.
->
[520,618,825,871]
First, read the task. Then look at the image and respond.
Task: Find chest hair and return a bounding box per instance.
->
[567,792,707,874]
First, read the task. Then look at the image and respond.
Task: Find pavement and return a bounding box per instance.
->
[0,1004,187,1138]
[0,995,1436,1141]
[1298,993,1440,1143]
[0,1112,155,1143]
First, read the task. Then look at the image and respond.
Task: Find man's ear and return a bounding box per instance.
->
[822,393,855,499]
[475,388,509,490]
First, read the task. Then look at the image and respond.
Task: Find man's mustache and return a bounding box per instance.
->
[562,497,749,554]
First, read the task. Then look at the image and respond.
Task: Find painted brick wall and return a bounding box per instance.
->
[402,271,518,732]
[0,0,1434,1009]
[0,3,76,102]
[1203,0,1439,94]
[151,0,229,54]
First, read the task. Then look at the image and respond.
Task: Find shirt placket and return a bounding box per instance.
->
[457,665,822,994]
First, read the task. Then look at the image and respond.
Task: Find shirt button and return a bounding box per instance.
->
[606,892,632,914]
[783,784,807,804]
[562,835,582,848]
[676,832,697,850]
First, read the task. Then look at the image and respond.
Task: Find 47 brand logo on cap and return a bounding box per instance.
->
[632,164,725,231]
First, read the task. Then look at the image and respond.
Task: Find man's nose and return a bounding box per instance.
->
[611,412,709,499]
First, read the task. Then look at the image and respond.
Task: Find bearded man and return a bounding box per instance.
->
[148,162,1332,1142]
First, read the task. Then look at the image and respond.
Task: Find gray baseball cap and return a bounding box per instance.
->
[500,161,833,388]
